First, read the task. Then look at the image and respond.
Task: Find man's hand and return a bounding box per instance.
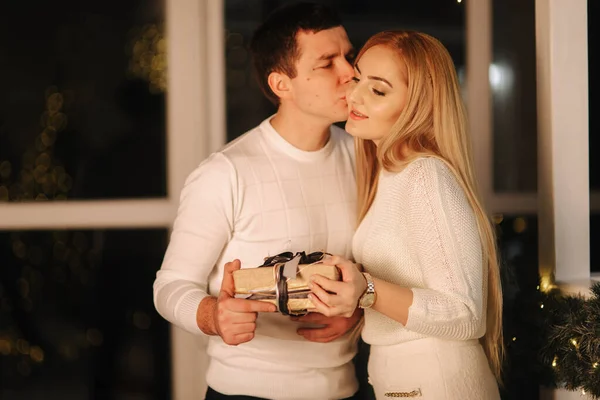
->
[197,260,277,345]
[293,308,362,343]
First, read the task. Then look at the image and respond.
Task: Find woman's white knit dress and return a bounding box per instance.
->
[353,157,500,399]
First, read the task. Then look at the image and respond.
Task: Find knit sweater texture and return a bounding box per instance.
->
[353,158,487,346]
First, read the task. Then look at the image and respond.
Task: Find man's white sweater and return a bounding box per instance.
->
[353,158,487,346]
[154,117,358,399]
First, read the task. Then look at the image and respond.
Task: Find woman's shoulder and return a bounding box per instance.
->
[383,156,464,200]
[407,156,451,172]
[392,156,454,184]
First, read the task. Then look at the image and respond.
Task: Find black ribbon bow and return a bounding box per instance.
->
[259,251,330,268]
[258,251,331,316]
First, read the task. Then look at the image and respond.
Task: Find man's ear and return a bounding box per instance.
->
[267,71,293,101]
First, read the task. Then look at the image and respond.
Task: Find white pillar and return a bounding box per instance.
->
[535,0,591,398]
[206,0,227,154]
[535,0,590,292]
[166,0,226,399]
[466,0,493,213]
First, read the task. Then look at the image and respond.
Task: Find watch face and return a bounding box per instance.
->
[360,293,375,308]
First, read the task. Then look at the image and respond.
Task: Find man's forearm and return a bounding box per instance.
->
[197,296,218,335]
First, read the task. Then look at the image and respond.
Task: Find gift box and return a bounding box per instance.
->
[233,251,340,316]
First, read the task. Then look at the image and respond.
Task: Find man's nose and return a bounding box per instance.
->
[339,58,354,84]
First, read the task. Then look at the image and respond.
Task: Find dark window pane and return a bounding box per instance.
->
[495,214,543,399]
[0,1,167,202]
[491,0,596,193]
[592,214,600,273]
[225,0,465,142]
[590,0,599,190]
[492,0,537,193]
[0,229,170,400]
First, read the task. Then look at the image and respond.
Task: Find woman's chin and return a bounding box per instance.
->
[344,120,359,136]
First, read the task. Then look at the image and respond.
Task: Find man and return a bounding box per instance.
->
[153,3,361,399]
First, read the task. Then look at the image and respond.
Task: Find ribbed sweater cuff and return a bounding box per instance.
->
[177,289,208,335]
[405,287,438,335]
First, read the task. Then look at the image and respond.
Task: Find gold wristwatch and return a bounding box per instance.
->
[358,272,376,309]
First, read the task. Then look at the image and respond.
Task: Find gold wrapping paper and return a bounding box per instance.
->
[233,263,340,313]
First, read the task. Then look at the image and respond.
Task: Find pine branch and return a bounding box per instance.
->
[542,282,600,398]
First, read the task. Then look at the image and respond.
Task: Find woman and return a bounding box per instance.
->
[308,30,503,399]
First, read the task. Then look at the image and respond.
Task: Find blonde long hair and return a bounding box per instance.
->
[355,30,504,381]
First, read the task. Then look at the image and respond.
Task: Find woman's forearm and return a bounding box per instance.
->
[370,277,414,325]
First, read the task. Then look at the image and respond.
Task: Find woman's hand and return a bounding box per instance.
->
[308,255,367,318]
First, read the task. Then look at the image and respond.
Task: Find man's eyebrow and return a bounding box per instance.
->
[317,52,337,61]
[316,48,355,61]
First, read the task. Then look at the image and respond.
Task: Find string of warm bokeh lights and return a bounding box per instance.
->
[0,22,164,377]
[127,23,167,93]
[0,87,72,202]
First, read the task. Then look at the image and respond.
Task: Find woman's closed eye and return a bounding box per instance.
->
[352,77,385,96]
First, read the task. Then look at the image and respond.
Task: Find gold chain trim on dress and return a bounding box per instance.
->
[384,389,422,397]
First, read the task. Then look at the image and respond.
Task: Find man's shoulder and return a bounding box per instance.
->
[193,122,270,182]
[219,124,263,157]
[186,127,260,180]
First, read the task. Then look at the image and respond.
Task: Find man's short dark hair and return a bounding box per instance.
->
[249,2,343,105]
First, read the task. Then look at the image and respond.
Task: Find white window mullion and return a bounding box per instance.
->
[466,0,494,214]
[0,199,175,229]
[166,0,225,399]
[166,1,211,203]
[166,0,207,397]
[467,0,541,217]
[206,0,227,155]
[536,0,590,289]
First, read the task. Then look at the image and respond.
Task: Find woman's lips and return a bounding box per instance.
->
[349,109,368,120]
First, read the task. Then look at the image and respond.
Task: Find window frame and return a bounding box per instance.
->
[0,0,225,398]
